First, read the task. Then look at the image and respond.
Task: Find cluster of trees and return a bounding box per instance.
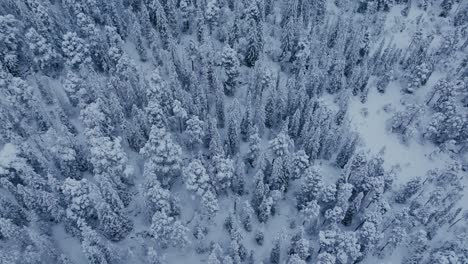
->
[0,0,467,263]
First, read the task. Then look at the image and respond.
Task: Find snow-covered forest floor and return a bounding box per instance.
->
[0,0,467,264]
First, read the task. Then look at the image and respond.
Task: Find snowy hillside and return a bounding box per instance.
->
[0,0,467,263]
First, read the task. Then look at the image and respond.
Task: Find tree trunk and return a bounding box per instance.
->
[425,90,437,105]
[382,220,395,233]
[380,242,390,252]
[449,218,463,229]
[354,220,365,231]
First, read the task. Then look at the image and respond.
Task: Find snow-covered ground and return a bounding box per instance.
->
[1,0,467,263]
[349,83,451,182]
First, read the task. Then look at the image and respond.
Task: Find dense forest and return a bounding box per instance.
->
[0,0,467,263]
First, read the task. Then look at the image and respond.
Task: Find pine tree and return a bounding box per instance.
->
[226,100,241,156]
[244,18,262,67]
[358,220,382,255]
[183,159,211,197]
[0,15,21,74]
[80,222,112,264]
[405,62,433,93]
[221,46,240,96]
[140,126,182,187]
[335,231,361,263]
[147,0,171,49]
[147,246,165,264]
[246,127,261,167]
[240,105,254,142]
[323,206,345,225]
[61,32,90,69]
[380,227,407,253]
[96,202,132,241]
[290,150,309,180]
[211,155,234,194]
[62,178,97,221]
[390,103,423,143]
[317,253,336,264]
[301,200,321,234]
[180,0,192,33]
[280,15,298,62]
[208,121,224,158]
[0,196,28,227]
[289,108,302,138]
[126,105,149,151]
[88,135,129,188]
[185,115,205,149]
[270,238,281,264]
[201,190,219,220]
[269,157,287,191]
[258,196,273,223]
[205,0,220,34]
[80,99,114,137]
[25,28,62,75]
[440,0,454,17]
[94,174,125,211]
[16,184,64,222]
[143,176,173,216]
[172,99,188,133]
[63,72,91,106]
[335,133,359,168]
[297,166,323,209]
[231,160,246,195]
[289,230,311,260]
[150,210,189,248]
[394,177,423,204]
[208,252,221,264]
[269,131,292,158]
[263,93,275,129]
[215,89,226,128]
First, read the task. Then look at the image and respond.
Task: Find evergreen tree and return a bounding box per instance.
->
[440,0,454,17]
[215,89,226,128]
[264,91,276,129]
[380,227,407,253]
[246,127,261,167]
[335,133,359,168]
[61,32,91,69]
[143,177,173,216]
[150,210,190,248]
[201,190,219,220]
[297,166,323,209]
[180,0,192,33]
[270,238,281,264]
[269,131,292,158]
[205,0,220,34]
[95,202,132,241]
[211,155,234,194]
[183,159,211,197]
[290,150,309,180]
[244,18,262,67]
[0,15,21,74]
[280,14,298,62]
[25,28,62,75]
[221,46,240,96]
[62,178,97,221]
[240,105,254,142]
[390,103,423,143]
[269,157,287,191]
[226,100,241,156]
[80,222,112,264]
[140,126,182,187]
[185,115,205,149]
